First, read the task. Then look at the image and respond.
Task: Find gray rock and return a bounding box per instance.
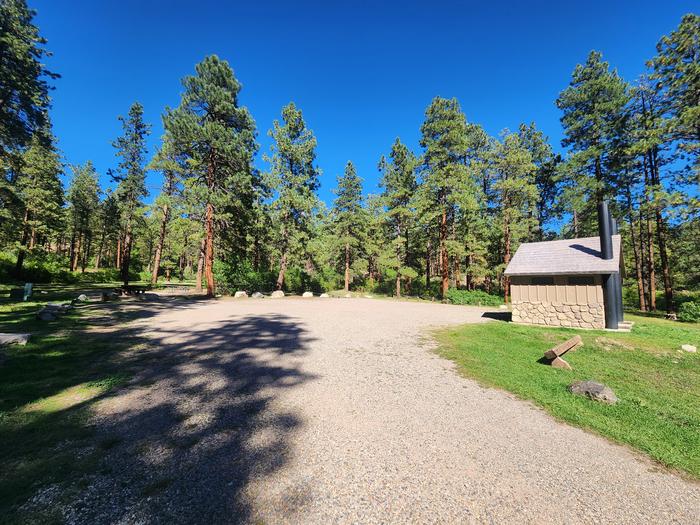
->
[344,293,352,298]
[302,291,313,298]
[271,290,285,298]
[681,344,696,353]
[102,291,119,301]
[76,294,89,302]
[569,380,618,404]
[0,333,30,346]
[252,292,264,299]
[234,291,248,298]
[320,293,330,298]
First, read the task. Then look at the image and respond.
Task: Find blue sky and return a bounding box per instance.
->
[33,0,697,206]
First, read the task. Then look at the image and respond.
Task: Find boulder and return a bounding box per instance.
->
[302,291,313,298]
[320,293,330,298]
[568,380,618,404]
[0,333,30,346]
[234,291,248,298]
[76,294,89,302]
[364,295,373,299]
[344,293,352,298]
[271,290,285,298]
[681,344,697,353]
[252,292,264,299]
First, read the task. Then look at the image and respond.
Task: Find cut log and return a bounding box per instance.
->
[551,356,572,370]
[544,335,582,360]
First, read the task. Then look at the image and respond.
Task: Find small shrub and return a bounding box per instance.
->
[446,288,502,306]
[678,301,700,323]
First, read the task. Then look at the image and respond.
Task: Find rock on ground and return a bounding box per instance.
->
[234,291,248,298]
[76,294,89,302]
[252,292,264,299]
[271,290,284,298]
[681,344,697,353]
[0,333,30,345]
[569,380,618,404]
[302,292,313,298]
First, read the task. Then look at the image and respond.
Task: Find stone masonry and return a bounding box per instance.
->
[512,300,605,329]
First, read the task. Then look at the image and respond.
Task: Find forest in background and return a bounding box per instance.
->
[1,1,698,316]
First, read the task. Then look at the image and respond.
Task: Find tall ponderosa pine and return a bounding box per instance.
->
[0,0,57,155]
[111,102,150,286]
[333,161,364,291]
[556,51,629,230]
[67,162,99,272]
[265,102,320,290]
[14,126,63,272]
[649,13,700,174]
[379,138,417,296]
[517,123,559,239]
[418,97,470,298]
[165,55,258,296]
[491,132,538,302]
[148,141,183,284]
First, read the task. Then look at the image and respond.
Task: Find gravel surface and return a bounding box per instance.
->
[40,297,700,523]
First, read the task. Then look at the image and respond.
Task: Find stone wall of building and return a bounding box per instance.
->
[512,300,605,329]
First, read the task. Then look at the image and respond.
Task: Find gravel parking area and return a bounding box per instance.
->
[43,297,700,523]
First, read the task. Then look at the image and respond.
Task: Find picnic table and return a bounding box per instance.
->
[118,285,151,296]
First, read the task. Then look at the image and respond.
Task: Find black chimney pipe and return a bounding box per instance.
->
[610,219,624,322]
[598,201,618,329]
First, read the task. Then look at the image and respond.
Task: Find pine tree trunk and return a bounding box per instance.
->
[439,207,449,298]
[82,232,91,273]
[626,190,646,311]
[195,238,205,293]
[503,219,511,304]
[120,224,132,286]
[276,252,287,291]
[646,211,656,311]
[151,203,170,285]
[116,237,121,269]
[344,242,350,292]
[72,233,82,272]
[69,233,76,270]
[94,230,106,270]
[655,212,674,313]
[204,201,215,296]
[425,237,431,290]
[15,209,30,274]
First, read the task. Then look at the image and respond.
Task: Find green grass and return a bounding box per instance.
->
[0,285,142,518]
[435,314,700,478]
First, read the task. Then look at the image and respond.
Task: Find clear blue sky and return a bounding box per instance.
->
[33,0,697,206]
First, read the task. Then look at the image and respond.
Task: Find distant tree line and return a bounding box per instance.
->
[1,0,698,313]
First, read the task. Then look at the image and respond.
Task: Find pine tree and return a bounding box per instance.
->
[148,141,183,284]
[164,55,258,296]
[94,190,120,269]
[333,161,365,291]
[111,102,150,286]
[517,123,560,239]
[491,132,538,303]
[379,138,417,296]
[418,96,470,298]
[0,0,57,155]
[648,13,700,175]
[556,51,630,215]
[264,102,320,290]
[67,162,99,272]
[14,126,63,272]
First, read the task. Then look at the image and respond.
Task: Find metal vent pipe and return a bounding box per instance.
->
[598,200,618,329]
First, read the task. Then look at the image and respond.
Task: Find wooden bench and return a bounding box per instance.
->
[544,335,582,370]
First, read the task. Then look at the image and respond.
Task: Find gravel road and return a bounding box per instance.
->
[47,297,699,523]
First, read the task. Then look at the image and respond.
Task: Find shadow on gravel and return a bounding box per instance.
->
[14,299,317,524]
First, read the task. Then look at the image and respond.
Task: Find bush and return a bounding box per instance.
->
[214,260,277,294]
[445,288,503,306]
[678,301,700,323]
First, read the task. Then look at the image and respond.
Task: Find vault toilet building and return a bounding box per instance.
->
[504,201,624,330]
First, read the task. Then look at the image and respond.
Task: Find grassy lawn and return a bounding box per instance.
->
[0,284,147,519]
[435,314,700,479]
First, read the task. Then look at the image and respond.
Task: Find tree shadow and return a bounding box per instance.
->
[481,311,512,322]
[7,302,317,523]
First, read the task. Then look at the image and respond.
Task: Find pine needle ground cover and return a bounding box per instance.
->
[435,314,700,478]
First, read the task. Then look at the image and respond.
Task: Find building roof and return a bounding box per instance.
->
[504,235,621,276]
